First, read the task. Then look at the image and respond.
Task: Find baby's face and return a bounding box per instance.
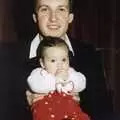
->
[40,46,69,75]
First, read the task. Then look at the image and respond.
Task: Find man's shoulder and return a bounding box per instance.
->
[69,38,100,70]
[70,37,96,53]
[19,36,35,60]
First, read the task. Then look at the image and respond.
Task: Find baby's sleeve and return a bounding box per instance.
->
[27,68,56,93]
[68,68,86,92]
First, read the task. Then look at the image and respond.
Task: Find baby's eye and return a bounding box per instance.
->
[62,58,66,62]
[51,59,55,63]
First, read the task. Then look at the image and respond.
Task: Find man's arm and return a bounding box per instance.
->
[70,39,113,118]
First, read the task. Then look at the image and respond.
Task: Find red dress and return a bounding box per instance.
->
[32,91,90,120]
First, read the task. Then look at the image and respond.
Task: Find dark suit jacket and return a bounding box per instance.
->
[0,43,32,120]
[69,39,113,119]
[22,37,113,120]
[0,38,114,120]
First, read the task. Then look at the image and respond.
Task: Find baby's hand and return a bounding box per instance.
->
[56,81,74,94]
[26,90,48,106]
[55,69,68,83]
[62,81,74,94]
[56,83,62,93]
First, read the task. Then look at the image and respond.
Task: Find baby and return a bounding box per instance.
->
[27,37,90,120]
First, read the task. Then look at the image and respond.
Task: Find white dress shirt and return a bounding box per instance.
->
[29,34,74,59]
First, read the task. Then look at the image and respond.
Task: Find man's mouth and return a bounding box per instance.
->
[47,25,60,29]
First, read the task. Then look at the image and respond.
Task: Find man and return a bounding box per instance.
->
[24,0,113,119]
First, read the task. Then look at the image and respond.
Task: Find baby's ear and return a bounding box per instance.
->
[39,58,45,68]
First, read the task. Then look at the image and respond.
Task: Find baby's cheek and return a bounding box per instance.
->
[52,68,58,75]
[64,63,69,70]
[46,67,56,75]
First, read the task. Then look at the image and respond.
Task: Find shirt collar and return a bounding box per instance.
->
[29,33,74,59]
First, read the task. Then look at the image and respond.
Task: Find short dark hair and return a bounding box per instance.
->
[69,0,73,13]
[34,0,73,13]
[37,36,69,59]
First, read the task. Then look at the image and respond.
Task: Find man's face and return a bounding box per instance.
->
[33,0,74,37]
[40,46,69,75]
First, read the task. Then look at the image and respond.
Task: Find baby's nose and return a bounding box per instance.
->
[57,62,63,68]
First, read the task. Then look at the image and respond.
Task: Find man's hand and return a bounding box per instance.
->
[26,90,48,106]
[26,90,80,106]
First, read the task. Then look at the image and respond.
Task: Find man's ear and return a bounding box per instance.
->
[33,13,37,23]
[68,13,74,23]
[39,58,45,68]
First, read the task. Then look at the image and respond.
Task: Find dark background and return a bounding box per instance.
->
[0,0,120,118]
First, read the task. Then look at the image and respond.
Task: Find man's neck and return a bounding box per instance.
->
[38,34,67,41]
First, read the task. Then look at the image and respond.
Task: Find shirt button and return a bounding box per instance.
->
[48,107,52,111]
[48,94,52,98]
[63,93,66,97]
[45,101,48,104]
[72,118,75,120]
[51,114,55,118]
[64,115,68,119]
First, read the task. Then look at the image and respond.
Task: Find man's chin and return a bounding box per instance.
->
[45,34,62,38]
[43,30,63,37]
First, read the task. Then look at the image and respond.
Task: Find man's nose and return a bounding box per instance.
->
[49,11,57,22]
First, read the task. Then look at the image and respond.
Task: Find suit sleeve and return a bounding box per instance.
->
[70,40,113,119]
[79,45,113,119]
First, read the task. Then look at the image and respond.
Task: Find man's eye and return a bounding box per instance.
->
[51,59,55,62]
[59,8,65,11]
[40,7,48,12]
[58,8,67,12]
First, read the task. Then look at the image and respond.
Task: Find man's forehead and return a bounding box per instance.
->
[36,0,69,6]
